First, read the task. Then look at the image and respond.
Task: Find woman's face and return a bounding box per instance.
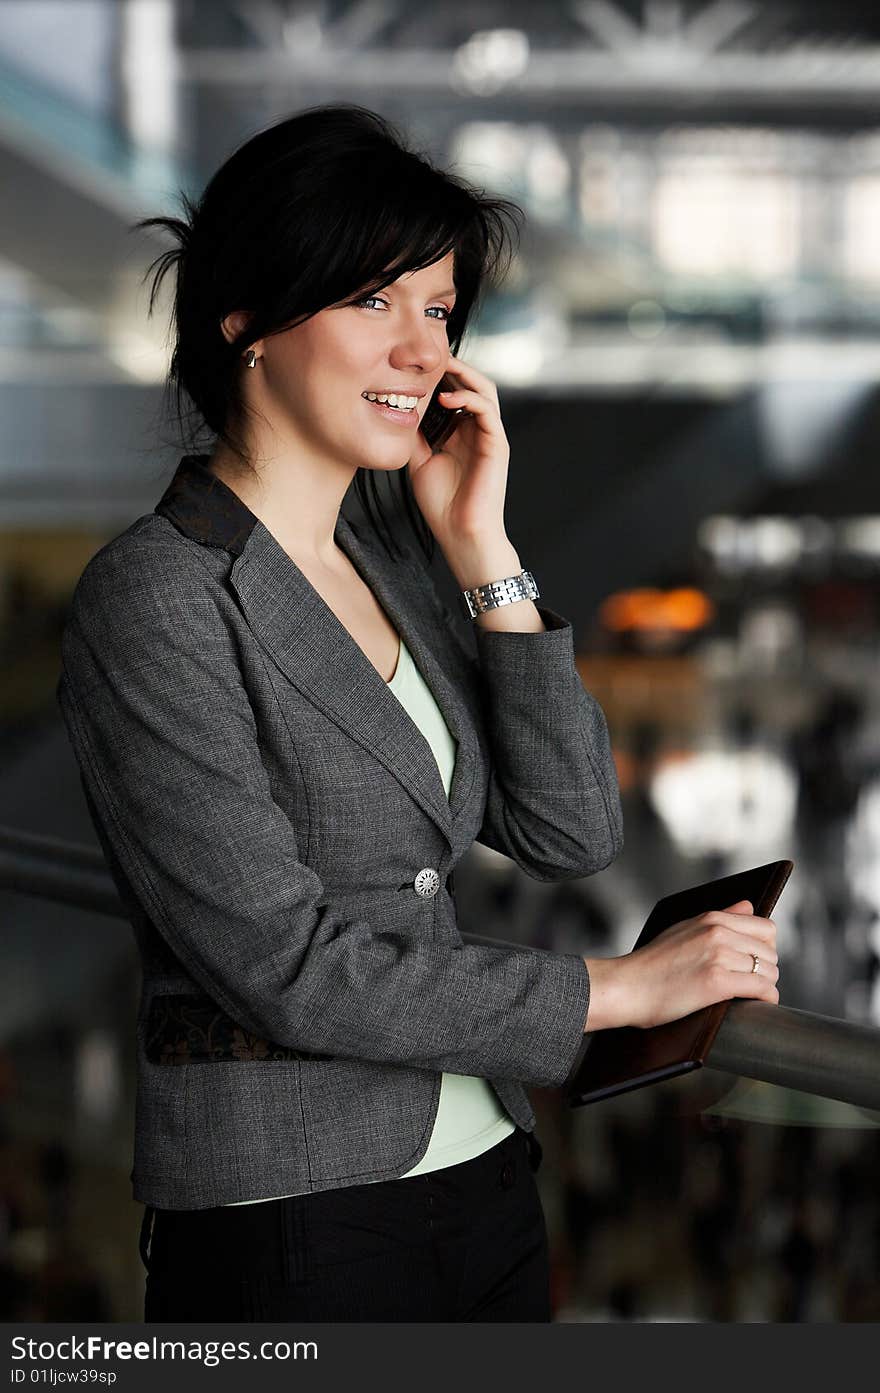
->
[257,250,457,473]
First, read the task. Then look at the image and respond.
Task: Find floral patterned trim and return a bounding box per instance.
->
[144,994,333,1065]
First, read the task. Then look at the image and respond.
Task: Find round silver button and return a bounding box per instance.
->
[413,868,441,898]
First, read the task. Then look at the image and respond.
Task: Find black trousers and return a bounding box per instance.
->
[140,1126,549,1322]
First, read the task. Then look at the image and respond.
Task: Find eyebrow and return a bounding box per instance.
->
[389,280,457,299]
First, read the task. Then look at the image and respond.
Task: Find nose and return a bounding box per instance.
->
[388,311,445,375]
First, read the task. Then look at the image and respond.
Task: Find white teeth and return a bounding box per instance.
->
[362,392,418,410]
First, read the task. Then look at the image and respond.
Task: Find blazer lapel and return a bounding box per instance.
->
[229,513,477,848]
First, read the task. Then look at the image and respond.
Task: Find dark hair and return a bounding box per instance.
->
[133,103,523,563]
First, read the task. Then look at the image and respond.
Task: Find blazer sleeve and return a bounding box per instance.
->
[417,568,624,881]
[57,540,591,1090]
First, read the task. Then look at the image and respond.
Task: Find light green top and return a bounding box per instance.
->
[387,637,516,1178]
[225,635,514,1205]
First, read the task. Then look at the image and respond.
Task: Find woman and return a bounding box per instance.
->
[57,105,779,1322]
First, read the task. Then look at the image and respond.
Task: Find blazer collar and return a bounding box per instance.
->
[155,454,476,847]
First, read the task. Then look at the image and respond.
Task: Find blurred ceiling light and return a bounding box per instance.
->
[578,125,625,226]
[627,298,666,339]
[844,174,880,284]
[653,170,799,278]
[282,10,324,53]
[699,515,833,574]
[650,745,797,858]
[526,132,570,206]
[450,121,525,189]
[758,378,870,481]
[120,0,178,152]
[453,29,530,96]
[105,329,168,382]
[846,780,880,1017]
[698,514,739,567]
[738,602,803,672]
[468,327,544,385]
[798,515,835,559]
[469,289,568,385]
[750,518,804,568]
[659,125,786,163]
[840,518,880,561]
[580,123,622,154]
[599,587,715,633]
[578,155,620,225]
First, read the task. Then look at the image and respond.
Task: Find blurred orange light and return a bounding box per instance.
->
[599,587,715,633]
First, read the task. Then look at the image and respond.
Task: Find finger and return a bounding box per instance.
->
[436,388,500,425]
[730,948,780,979]
[437,386,492,410]
[446,355,500,402]
[705,910,777,945]
[726,966,780,1003]
[722,900,753,915]
[718,929,779,965]
[711,936,778,971]
[737,916,778,949]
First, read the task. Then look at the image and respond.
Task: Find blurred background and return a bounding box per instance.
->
[2,0,880,1322]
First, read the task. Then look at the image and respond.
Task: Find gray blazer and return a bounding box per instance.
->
[57,454,623,1209]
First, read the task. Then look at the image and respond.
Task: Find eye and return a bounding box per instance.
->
[353,296,451,321]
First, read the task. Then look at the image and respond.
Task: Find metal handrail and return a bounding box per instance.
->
[709,1001,880,1114]
[3,823,880,1111]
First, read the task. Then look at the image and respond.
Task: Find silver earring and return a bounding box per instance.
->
[243,348,257,368]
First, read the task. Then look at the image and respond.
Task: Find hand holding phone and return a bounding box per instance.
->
[407,353,511,552]
[419,373,468,451]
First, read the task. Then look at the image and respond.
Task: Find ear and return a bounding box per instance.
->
[219,310,257,348]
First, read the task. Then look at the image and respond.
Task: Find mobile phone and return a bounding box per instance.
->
[420,374,466,450]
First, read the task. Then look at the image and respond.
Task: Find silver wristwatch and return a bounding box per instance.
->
[462,569,539,619]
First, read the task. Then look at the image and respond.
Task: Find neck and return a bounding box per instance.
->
[208,434,353,568]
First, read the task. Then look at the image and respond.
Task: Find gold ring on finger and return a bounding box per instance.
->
[751,954,760,974]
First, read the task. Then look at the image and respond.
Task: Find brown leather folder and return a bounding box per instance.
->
[564,859,794,1107]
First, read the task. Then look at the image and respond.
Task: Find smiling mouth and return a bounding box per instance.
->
[361,392,422,411]
[360,394,420,423]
